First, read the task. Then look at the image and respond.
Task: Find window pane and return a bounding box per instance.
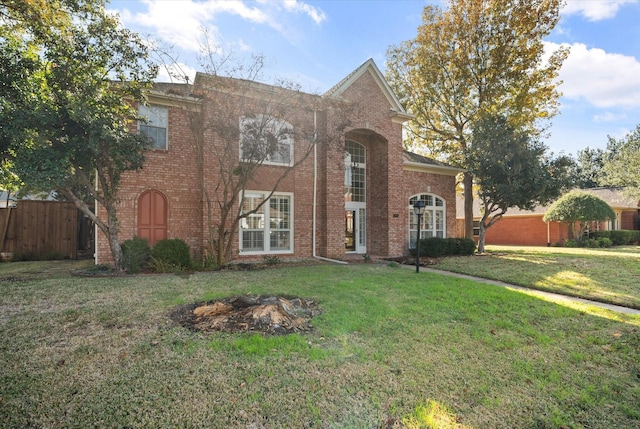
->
[243,231,264,251]
[270,231,290,250]
[139,105,168,150]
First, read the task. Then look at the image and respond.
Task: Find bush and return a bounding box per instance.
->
[151,238,191,270]
[597,237,612,248]
[411,237,476,258]
[121,236,151,274]
[593,230,639,245]
[564,239,579,248]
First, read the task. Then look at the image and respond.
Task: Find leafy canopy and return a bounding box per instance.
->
[468,114,572,252]
[0,0,158,269]
[543,191,615,224]
[601,124,640,201]
[385,0,568,238]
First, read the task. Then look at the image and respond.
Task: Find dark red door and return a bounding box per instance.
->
[137,190,167,246]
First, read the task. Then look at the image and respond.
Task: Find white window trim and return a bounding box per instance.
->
[239,191,294,255]
[138,104,169,151]
[239,115,294,167]
[408,193,447,248]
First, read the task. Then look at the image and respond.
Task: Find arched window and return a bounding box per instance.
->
[409,194,446,248]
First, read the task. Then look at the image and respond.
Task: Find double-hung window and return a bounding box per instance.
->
[409,194,446,248]
[139,104,168,150]
[239,115,293,166]
[240,192,293,253]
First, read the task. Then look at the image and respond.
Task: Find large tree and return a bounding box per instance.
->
[468,114,572,252]
[1,0,157,269]
[386,0,568,238]
[601,124,640,201]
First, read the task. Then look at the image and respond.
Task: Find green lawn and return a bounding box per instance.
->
[1,260,639,428]
[435,245,640,310]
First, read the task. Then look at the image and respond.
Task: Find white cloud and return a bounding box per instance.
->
[280,0,327,24]
[117,0,324,54]
[593,112,628,123]
[156,62,198,84]
[562,0,638,21]
[546,42,640,109]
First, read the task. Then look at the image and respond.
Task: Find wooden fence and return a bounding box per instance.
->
[0,200,79,259]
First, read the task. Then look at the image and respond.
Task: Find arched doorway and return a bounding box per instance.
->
[137,189,167,246]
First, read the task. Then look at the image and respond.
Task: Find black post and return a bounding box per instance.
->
[416,212,422,273]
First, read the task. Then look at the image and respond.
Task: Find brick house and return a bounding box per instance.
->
[456,187,640,246]
[95,59,463,265]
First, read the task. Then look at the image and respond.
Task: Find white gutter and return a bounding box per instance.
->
[312,109,348,265]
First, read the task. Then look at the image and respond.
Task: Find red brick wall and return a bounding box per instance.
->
[97,69,459,264]
[402,170,458,251]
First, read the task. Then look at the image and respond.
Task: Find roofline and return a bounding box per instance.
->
[403,160,465,176]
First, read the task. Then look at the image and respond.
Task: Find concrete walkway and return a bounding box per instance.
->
[415,266,640,316]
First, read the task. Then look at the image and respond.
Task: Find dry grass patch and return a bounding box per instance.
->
[1,261,639,428]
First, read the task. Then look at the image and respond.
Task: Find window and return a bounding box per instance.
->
[473,220,480,237]
[139,104,168,150]
[408,194,446,248]
[240,192,292,253]
[240,115,293,165]
[344,140,365,203]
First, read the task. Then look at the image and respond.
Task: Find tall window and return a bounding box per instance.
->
[139,104,168,150]
[240,192,292,253]
[409,194,446,248]
[240,115,293,166]
[344,140,365,202]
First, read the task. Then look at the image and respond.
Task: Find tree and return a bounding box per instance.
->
[543,191,615,241]
[172,45,351,267]
[601,124,640,201]
[572,147,606,189]
[468,114,572,253]
[1,1,157,270]
[386,0,568,238]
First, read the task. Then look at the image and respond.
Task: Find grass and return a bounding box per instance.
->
[435,245,640,310]
[0,259,639,428]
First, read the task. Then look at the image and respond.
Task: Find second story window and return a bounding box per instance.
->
[139,104,168,150]
[240,115,293,166]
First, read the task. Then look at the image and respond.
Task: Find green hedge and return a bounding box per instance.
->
[592,230,640,245]
[411,237,476,258]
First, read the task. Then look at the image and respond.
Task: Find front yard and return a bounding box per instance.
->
[1,254,639,428]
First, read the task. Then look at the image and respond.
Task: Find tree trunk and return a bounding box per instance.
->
[106,209,124,271]
[463,171,474,239]
[477,222,486,253]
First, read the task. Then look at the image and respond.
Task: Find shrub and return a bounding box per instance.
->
[564,239,579,248]
[597,237,612,248]
[610,230,633,245]
[121,236,151,274]
[411,237,476,258]
[151,238,191,270]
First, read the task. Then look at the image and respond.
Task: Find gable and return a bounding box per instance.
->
[325,58,412,124]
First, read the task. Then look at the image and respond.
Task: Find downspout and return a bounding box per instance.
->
[312,108,348,265]
[546,220,550,247]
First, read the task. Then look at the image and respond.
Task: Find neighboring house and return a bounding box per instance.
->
[95,59,463,265]
[456,187,640,246]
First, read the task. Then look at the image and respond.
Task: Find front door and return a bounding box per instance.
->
[345,205,366,253]
[137,189,167,246]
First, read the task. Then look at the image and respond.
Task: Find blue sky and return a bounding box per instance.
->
[109,0,640,158]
